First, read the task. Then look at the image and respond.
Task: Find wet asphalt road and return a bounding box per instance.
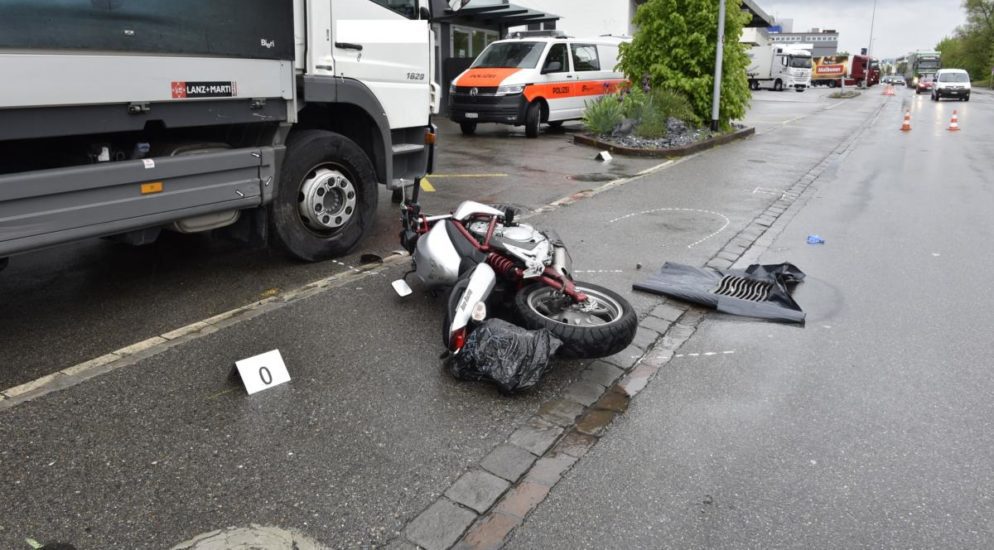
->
[508,89,994,548]
[0,89,826,390]
[0,88,887,549]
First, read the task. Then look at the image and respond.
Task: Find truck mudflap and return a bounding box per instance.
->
[0,147,277,257]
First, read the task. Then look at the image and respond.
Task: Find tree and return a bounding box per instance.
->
[937,0,994,82]
[618,0,751,130]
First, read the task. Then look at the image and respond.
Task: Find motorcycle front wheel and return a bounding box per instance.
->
[515,282,638,358]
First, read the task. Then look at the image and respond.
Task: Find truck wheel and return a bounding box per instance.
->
[525,101,541,138]
[749,80,759,91]
[459,121,477,135]
[774,79,784,92]
[270,130,378,262]
[828,80,837,89]
[515,281,637,358]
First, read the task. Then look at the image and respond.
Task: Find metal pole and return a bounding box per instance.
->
[710,0,726,132]
[865,0,877,88]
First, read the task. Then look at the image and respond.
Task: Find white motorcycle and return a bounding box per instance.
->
[395,183,637,358]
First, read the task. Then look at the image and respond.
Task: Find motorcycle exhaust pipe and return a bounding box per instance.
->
[552,245,573,279]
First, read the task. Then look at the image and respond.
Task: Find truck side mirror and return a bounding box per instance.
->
[420,6,431,20]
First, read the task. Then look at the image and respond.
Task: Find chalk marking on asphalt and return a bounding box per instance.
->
[0,158,685,410]
[609,207,731,249]
[573,269,625,274]
[675,350,736,358]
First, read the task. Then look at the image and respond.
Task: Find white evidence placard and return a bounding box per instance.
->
[235,349,291,395]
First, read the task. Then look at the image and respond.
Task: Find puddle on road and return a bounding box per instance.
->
[170,526,326,550]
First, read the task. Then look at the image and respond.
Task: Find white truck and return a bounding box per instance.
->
[0,0,455,271]
[742,28,812,92]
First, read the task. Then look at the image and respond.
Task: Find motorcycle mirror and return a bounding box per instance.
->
[392,279,414,298]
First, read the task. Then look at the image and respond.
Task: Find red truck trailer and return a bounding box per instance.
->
[812,54,880,88]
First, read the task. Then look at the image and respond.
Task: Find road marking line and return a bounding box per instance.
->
[573,269,624,274]
[675,350,736,359]
[427,173,508,178]
[420,178,436,192]
[0,255,406,410]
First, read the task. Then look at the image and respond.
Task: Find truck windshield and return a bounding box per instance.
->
[471,42,545,69]
[919,60,941,70]
[789,56,812,69]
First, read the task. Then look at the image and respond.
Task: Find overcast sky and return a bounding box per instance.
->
[759,0,966,59]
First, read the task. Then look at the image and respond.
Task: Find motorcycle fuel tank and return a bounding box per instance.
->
[414,222,463,287]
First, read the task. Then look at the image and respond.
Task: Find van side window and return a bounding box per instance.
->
[368,0,418,19]
[571,44,600,71]
[543,44,570,72]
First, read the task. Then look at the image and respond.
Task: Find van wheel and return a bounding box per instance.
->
[525,102,541,138]
[459,121,477,135]
[270,130,378,262]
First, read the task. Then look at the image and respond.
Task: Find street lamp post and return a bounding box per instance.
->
[864,0,878,88]
[710,0,726,132]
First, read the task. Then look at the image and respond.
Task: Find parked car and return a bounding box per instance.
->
[932,68,971,101]
[915,75,934,94]
[448,31,629,138]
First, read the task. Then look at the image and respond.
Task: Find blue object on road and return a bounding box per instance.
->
[807,235,826,245]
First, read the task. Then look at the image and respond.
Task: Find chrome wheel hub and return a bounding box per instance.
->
[299,167,357,231]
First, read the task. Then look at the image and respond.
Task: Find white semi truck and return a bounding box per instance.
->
[742,28,812,92]
[0,0,457,271]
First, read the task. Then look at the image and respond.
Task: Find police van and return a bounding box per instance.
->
[448,31,629,137]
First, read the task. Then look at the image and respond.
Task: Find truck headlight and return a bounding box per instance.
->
[495,84,525,96]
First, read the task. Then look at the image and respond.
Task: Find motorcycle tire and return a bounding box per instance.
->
[514,281,638,358]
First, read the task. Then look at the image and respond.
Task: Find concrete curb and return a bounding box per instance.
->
[572,126,756,158]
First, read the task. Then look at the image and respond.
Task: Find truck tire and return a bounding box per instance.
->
[270,130,378,262]
[774,79,784,92]
[525,101,541,138]
[514,281,637,358]
[460,121,477,135]
[749,80,759,91]
[828,80,837,89]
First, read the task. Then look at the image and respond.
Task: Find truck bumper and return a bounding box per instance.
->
[0,147,278,257]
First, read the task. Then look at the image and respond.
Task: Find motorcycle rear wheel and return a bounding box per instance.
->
[515,282,637,358]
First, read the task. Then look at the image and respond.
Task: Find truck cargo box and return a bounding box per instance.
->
[0,0,294,61]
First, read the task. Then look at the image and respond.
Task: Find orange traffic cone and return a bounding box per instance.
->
[948,110,961,132]
[882,85,894,96]
[900,111,912,132]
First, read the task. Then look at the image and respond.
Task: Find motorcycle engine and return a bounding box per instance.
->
[467,221,552,277]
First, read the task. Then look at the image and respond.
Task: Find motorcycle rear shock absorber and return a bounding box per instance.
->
[487,253,523,279]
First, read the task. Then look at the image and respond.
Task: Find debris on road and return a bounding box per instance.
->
[807,234,826,245]
[449,319,562,394]
[634,262,807,324]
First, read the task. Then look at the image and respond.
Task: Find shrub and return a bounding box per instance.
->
[618,0,752,130]
[634,89,697,138]
[583,96,624,135]
[620,87,648,119]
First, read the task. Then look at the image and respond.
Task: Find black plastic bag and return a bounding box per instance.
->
[634,262,807,324]
[449,319,562,394]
